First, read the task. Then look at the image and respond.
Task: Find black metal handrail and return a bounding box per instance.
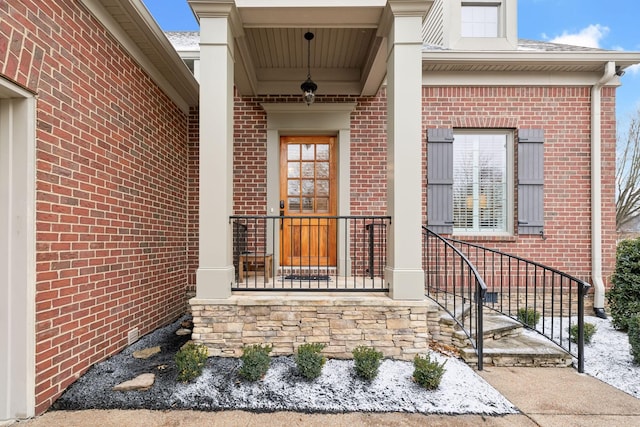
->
[423,227,487,370]
[230,215,391,292]
[442,235,591,373]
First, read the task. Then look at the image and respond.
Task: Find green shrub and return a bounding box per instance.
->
[629,315,640,365]
[569,322,597,344]
[239,344,272,381]
[608,238,640,331]
[295,343,326,380]
[175,342,209,382]
[352,346,383,381]
[517,308,541,328]
[412,353,446,390]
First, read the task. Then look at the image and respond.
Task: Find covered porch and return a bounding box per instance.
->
[190,0,431,302]
[188,0,432,360]
[186,1,590,370]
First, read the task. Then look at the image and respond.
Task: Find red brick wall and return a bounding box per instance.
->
[188,106,199,295]
[423,86,617,284]
[229,94,388,217]
[233,94,269,215]
[1,0,190,413]
[350,90,388,216]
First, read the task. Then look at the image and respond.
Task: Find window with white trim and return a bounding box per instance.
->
[452,131,512,234]
[461,3,499,38]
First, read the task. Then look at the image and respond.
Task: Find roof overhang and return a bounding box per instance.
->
[79,0,199,113]
[422,50,640,75]
[189,0,432,97]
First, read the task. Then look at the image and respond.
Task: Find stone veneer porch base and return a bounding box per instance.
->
[190,293,442,361]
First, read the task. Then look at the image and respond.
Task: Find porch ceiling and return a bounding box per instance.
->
[223,2,393,97]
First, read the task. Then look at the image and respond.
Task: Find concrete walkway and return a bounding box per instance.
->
[12,367,640,427]
[478,367,640,426]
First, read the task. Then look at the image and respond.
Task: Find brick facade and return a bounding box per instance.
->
[422,86,617,284]
[226,88,616,287]
[1,0,190,413]
[2,0,618,416]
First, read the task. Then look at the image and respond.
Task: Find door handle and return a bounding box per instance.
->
[280,200,285,229]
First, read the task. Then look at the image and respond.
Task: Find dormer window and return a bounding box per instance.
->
[461,4,499,38]
[425,0,517,50]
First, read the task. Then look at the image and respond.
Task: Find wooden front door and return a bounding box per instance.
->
[280,136,337,267]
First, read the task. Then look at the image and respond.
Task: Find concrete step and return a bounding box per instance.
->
[435,305,573,369]
[446,312,573,368]
[460,330,573,368]
[452,313,523,342]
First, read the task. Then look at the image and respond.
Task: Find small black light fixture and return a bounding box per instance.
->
[300,31,317,105]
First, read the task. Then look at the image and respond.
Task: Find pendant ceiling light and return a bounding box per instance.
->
[300,31,317,106]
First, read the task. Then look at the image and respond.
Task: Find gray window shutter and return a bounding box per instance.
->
[427,128,454,234]
[518,129,544,235]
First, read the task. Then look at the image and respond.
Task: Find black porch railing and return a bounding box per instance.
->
[438,233,591,373]
[230,215,391,292]
[423,227,487,370]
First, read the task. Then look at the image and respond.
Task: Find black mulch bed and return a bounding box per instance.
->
[53,316,195,411]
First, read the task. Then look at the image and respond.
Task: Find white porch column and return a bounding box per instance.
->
[191,3,236,299]
[384,1,428,300]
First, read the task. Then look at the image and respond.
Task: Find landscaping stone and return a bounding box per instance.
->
[132,346,161,359]
[112,373,155,391]
[176,328,191,336]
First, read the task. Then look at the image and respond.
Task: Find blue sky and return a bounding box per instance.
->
[142,0,640,128]
[519,0,640,130]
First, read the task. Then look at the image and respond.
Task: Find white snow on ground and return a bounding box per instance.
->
[522,315,640,398]
[171,353,518,414]
[582,316,640,398]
